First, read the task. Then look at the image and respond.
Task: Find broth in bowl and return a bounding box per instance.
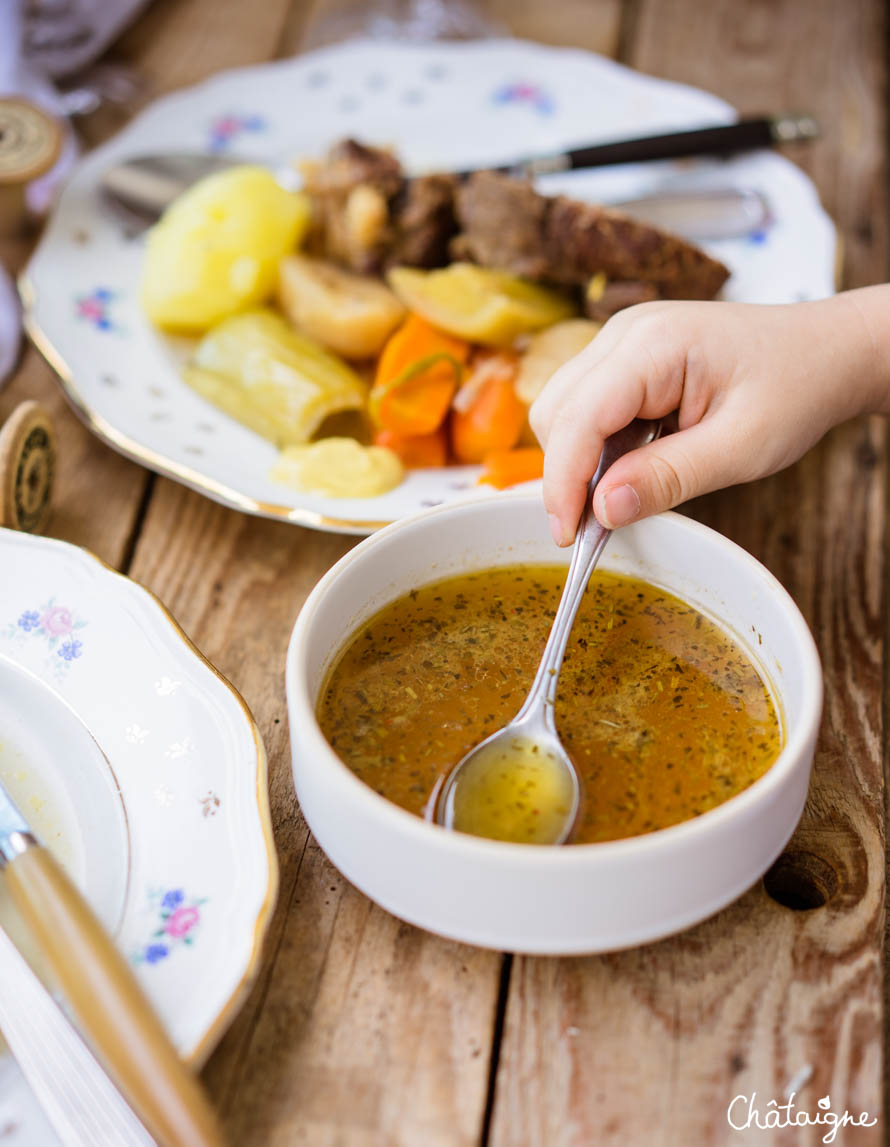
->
[318,566,782,844]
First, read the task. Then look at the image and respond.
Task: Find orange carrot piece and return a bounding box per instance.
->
[374,427,449,469]
[369,352,462,436]
[451,365,526,464]
[370,315,470,436]
[376,314,469,387]
[478,447,545,489]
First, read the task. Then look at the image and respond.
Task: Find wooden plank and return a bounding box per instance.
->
[288,0,623,57]
[489,0,887,1143]
[479,0,623,54]
[629,0,884,293]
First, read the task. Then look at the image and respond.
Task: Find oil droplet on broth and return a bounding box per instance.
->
[451,737,574,844]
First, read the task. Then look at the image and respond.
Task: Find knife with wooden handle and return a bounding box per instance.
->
[0,817,227,1147]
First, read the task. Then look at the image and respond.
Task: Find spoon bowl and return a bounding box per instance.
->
[435,418,661,844]
[437,722,580,845]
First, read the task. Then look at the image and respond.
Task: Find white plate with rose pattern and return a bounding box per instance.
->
[0,527,275,1145]
[23,39,836,534]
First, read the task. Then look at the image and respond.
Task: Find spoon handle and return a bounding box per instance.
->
[517,420,660,730]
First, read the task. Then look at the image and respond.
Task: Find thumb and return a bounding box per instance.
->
[592,422,739,528]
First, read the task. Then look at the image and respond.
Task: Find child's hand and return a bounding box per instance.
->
[529,290,887,545]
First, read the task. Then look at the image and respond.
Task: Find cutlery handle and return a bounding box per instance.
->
[4,843,227,1147]
[511,114,820,176]
[567,117,774,169]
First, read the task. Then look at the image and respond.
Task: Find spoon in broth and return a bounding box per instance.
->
[434,418,662,844]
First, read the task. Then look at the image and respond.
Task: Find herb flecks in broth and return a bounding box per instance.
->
[318,567,782,844]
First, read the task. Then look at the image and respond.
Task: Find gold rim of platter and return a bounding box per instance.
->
[4,489,280,1071]
[18,274,392,537]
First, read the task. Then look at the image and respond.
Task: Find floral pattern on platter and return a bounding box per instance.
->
[75,287,123,332]
[155,675,181,696]
[133,888,208,965]
[208,112,266,152]
[200,791,221,818]
[6,600,87,679]
[491,80,555,116]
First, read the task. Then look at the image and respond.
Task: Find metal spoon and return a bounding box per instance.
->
[435,418,662,845]
[100,153,770,241]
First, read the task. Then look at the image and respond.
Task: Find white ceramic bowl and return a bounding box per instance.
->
[286,494,822,954]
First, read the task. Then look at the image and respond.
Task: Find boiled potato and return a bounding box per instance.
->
[142,166,310,333]
[184,309,367,447]
[515,319,601,404]
[386,263,576,348]
[278,254,405,359]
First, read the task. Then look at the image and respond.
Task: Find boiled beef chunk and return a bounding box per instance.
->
[452,171,729,300]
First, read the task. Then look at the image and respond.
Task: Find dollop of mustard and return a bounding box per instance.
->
[270,437,404,498]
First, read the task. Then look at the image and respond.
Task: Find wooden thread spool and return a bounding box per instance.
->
[0,99,63,236]
[0,401,56,533]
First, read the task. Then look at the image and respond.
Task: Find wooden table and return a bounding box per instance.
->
[2,0,886,1142]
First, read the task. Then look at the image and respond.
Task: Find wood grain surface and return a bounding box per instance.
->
[2,0,886,1143]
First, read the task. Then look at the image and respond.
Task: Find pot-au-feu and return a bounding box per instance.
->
[140,140,729,498]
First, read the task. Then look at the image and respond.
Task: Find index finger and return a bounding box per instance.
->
[541,344,650,544]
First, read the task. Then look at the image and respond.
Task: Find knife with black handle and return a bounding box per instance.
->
[465,113,820,178]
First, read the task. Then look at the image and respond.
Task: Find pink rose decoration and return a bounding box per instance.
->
[165,905,199,938]
[77,299,103,320]
[41,605,74,637]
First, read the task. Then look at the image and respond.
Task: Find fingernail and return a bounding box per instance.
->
[548,513,564,545]
[601,484,640,529]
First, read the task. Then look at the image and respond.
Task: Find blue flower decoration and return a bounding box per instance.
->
[144,943,168,965]
[491,82,554,117]
[57,638,83,661]
[162,889,185,911]
[17,610,40,632]
[208,113,267,153]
